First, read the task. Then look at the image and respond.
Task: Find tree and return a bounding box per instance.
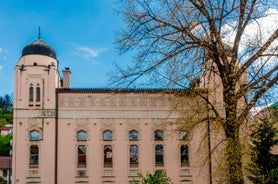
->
[247,102,278,184]
[0,134,12,156]
[0,95,13,127]
[112,1,278,183]
[247,112,278,183]
[130,171,172,184]
[0,95,13,113]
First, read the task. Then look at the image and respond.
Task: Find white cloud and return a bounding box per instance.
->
[72,44,107,62]
[0,66,3,71]
[0,47,8,61]
[222,8,278,67]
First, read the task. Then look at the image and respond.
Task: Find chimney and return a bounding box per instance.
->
[62,67,71,88]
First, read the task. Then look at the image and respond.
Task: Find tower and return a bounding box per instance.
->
[12,34,60,183]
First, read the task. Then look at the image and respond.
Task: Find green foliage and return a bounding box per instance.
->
[0,94,13,113]
[0,176,6,184]
[130,171,172,184]
[0,109,13,127]
[0,94,13,126]
[0,134,12,156]
[247,118,278,184]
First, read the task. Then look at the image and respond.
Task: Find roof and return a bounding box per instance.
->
[0,126,12,131]
[271,102,278,109]
[56,87,192,93]
[22,39,56,59]
[0,156,12,169]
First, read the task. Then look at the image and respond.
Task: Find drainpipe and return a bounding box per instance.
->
[207,105,212,184]
[55,91,58,184]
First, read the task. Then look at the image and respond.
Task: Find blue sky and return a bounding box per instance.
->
[0,0,132,96]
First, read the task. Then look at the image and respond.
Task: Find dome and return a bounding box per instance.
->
[22,39,56,59]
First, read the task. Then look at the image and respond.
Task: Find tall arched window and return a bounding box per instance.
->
[181,145,189,165]
[129,145,139,165]
[29,86,34,101]
[129,130,138,141]
[29,145,39,167]
[77,130,87,141]
[30,130,40,141]
[104,145,113,167]
[36,86,40,102]
[154,130,164,141]
[77,145,86,167]
[103,130,113,141]
[155,145,164,165]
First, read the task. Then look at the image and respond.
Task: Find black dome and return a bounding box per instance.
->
[22,39,56,59]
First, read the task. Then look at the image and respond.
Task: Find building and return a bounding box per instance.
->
[0,156,12,183]
[0,124,13,136]
[12,35,228,184]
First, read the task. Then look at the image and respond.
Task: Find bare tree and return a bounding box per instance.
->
[112,0,278,183]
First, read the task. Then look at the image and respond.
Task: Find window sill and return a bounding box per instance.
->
[129,163,139,168]
[155,163,164,167]
[29,165,39,169]
[77,164,86,168]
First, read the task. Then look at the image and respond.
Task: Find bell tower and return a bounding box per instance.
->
[13,32,60,183]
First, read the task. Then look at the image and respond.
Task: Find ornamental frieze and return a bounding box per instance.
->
[58,96,177,108]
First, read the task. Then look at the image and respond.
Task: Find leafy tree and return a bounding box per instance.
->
[0,134,12,156]
[130,171,172,184]
[0,94,13,113]
[0,109,12,127]
[0,95,13,127]
[112,1,278,183]
[247,116,278,184]
[247,102,278,183]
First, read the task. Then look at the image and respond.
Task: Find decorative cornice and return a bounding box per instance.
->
[14,109,56,118]
[58,110,179,119]
[58,96,177,108]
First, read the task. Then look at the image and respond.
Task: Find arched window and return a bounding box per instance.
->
[129,130,138,141]
[77,130,87,141]
[104,145,113,167]
[30,130,40,141]
[103,130,113,141]
[179,131,188,141]
[129,145,138,165]
[155,145,164,165]
[154,130,164,141]
[181,145,189,165]
[29,86,34,101]
[29,145,39,166]
[77,145,86,167]
[36,86,40,102]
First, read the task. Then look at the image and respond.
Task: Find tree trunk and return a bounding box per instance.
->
[225,121,244,184]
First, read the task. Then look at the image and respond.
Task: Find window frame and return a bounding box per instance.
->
[129,130,138,141]
[103,145,113,167]
[179,131,188,141]
[155,145,164,166]
[29,145,39,167]
[77,130,87,141]
[180,145,189,166]
[36,86,40,102]
[30,130,40,141]
[103,130,113,141]
[29,86,34,101]
[154,130,164,141]
[77,145,87,167]
[129,145,139,165]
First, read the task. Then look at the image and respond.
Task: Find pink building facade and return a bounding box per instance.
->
[12,37,229,184]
